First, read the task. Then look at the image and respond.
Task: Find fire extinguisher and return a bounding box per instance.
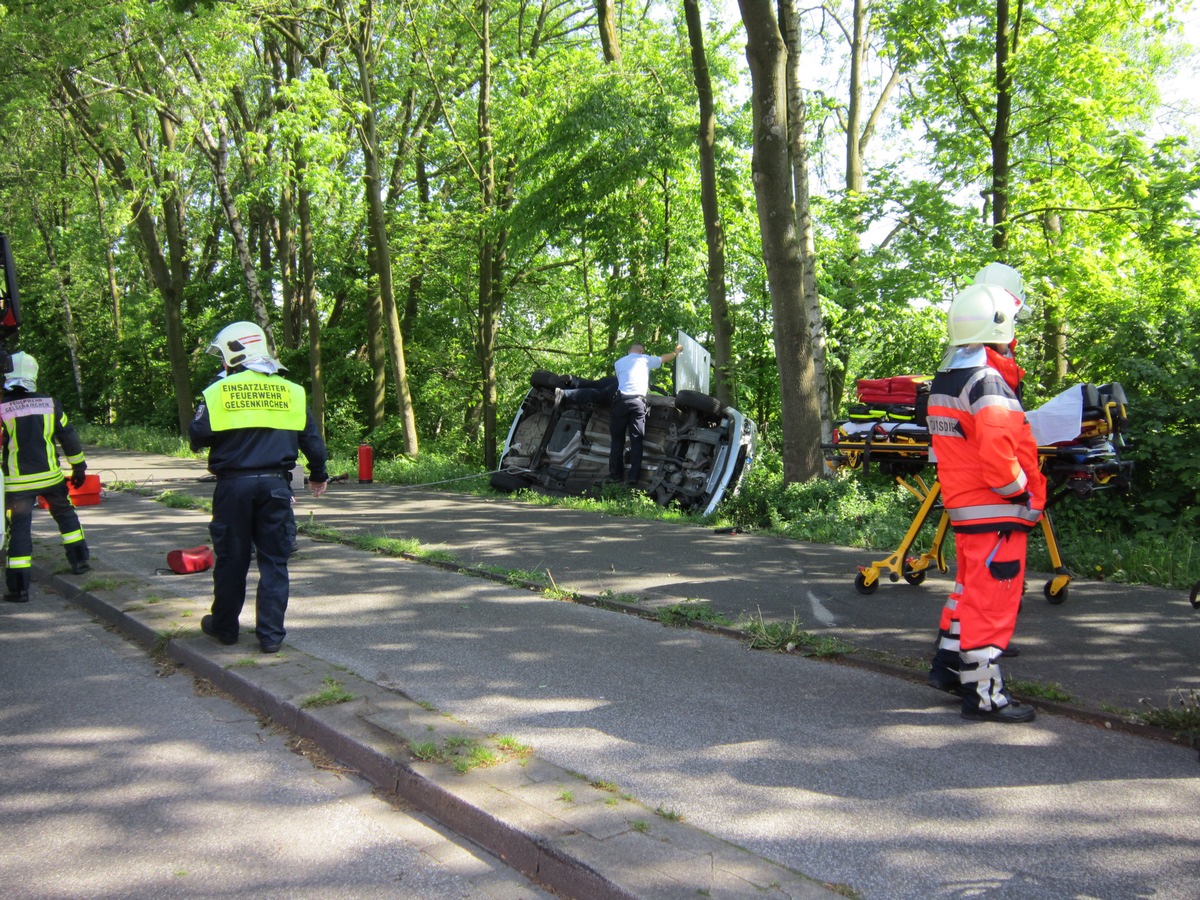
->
[358,443,374,483]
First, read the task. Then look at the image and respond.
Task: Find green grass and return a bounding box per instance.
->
[656,601,732,628]
[1136,690,1200,740]
[1008,679,1073,703]
[299,677,356,709]
[77,424,202,458]
[408,733,525,773]
[155,490,211,513]
[740,609,855,657]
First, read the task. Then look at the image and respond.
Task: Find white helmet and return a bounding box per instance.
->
[207,321,274,368]
[946,283,1026,346]
[5,351,38,391]
[973,262,1028,308]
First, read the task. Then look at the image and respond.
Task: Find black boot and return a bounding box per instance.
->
[66,542,91,575]
[927,647,962,695]
[5,569,30,603]
[959,648,1035,723]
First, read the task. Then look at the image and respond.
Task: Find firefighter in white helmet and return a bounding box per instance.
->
[189,322,328,653]
[925,275,1046,722]
[1,351,91,603]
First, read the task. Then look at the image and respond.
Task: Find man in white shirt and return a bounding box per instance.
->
[609,341,683,485]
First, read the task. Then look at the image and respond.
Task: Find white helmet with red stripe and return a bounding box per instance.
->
[972,262,1027,305]
[5,351,38,390]
[946,283,1026,346]
[207,321,275,368]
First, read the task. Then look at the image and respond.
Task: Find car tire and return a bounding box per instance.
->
[490,471,530,493]
[675,390,724,418]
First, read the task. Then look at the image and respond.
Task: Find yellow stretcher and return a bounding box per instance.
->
[822,383,1133,605]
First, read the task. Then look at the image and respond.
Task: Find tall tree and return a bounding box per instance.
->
[684,0,735,409]
[738,0,824,482]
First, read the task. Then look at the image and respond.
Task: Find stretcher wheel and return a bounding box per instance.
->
[854,571,879,595]
[902,563,927,586]
[1044,581,1068,605]
[1190,581,1199,609]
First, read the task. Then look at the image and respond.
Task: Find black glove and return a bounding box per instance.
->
[71,463,87,489]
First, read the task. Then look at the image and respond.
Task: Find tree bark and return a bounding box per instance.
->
[57,76,194,434]
[478,0,500,468]
[737,0,823,483]
[992,0,1014,250]
[684,0,734,408]
[29,198,84,411]
[781,0,831,448]
[348,1,419,456]
[596,0,622,64]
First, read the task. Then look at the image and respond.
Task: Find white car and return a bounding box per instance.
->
[492,370,757,516]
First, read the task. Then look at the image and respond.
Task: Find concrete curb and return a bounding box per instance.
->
[38,556,840,899]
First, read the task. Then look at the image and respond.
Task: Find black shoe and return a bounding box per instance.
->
[961,699,1035,723]
[260,642,282,654]
[3,590,29,604]
[1001,645,1020,657]
[70,560,91,575]
[927,667,963,695]
[200,615,238,646]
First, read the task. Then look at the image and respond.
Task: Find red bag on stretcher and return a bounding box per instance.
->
[856,375,930,405]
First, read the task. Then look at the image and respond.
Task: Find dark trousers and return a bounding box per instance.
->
[5,483,88,593]
[208,474,294,647]
[561,375,618,406]
[609,394,647,483]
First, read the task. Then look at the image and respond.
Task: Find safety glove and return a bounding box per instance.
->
[71,463,87,489]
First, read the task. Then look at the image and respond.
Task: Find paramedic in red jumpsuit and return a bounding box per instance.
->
[926,270,1046,723]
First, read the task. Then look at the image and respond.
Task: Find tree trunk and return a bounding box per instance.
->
[57,76,194,433]
[992,0,1013,251]
[29,199,84,411]
[596,0,622,64]
[478,0,500,469]
[179,45,274,351]
[781,0,832,447]
[296,153,324,433]
[738,0,823,483]
[684,0,734,408]
[350,9,419,456]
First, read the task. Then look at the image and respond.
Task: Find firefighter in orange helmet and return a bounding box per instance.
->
[926,265,1047,722]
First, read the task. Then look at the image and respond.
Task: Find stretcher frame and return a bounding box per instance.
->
[823,388,1132,605]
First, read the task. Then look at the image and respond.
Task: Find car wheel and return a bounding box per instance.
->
[675,390,723,418]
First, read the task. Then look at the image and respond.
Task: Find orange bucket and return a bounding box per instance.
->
[36,473,102,508]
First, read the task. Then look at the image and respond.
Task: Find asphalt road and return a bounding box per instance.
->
[18,448,1200,899]
[0,582,550,899]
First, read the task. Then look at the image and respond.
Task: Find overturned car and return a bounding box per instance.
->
[491,344,757,516]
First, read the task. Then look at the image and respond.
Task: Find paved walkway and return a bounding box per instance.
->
[19,448,1200,899]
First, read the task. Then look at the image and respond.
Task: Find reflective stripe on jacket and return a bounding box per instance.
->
[927,364,1046,533]
[0,390,85,493]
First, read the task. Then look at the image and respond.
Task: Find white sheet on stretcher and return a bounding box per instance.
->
[1026,384,1086,446]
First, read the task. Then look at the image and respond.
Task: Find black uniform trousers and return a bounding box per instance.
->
[207,473,294,647]
[609,394,648,483]
[5,482,88,593]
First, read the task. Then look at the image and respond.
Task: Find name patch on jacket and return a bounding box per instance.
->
[215,380,293,411]
[1,397,55,421]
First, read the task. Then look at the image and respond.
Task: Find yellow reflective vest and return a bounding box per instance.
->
[202,371,307,433]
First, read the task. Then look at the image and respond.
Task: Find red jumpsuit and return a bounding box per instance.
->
[927,347,1046,713]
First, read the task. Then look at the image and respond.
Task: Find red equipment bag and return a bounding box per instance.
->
[167,545,214,574]
[856,375,931,405]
